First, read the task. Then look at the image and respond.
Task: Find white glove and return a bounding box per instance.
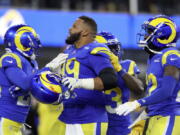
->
[115,100,141,116]
[128,110,148,129]
[62,77,94,91]
[46,53,68,72]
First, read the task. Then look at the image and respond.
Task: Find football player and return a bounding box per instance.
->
[96,31,144,135]
[49,16,118,135]
[115,15,180,135]
[0,24,68,135]
[0,24,41,135]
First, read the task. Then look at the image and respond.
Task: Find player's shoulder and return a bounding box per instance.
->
[161,47,180,68]
[121,59,140,75]
[0,52,22,68]
[89,42,112,58]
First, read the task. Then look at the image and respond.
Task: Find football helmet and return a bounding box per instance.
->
[138,15,180,54]
[31,70,70,104]
[96,31,122,59]
[4,24,41,59]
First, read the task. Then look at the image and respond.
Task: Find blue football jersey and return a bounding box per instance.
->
[105,59,140,135]
[59,42,114,124]
[0,52,38,123]
[146,47,180,116]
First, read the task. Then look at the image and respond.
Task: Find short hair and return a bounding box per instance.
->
[79,16,97,35]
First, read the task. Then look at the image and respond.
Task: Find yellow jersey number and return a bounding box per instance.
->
[146,73,157,95]
[105,87,122,114]
[61,58,80,78]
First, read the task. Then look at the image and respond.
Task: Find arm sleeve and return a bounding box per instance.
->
[138,76,177,106]
[5,67,34,91]
[64,90,115,106]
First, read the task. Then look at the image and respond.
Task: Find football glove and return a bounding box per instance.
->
[115,100,141,116]
[62,77,94,91]
[109,53,122,72]
[45,53,68,73]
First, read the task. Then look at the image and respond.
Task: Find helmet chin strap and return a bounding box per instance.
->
[138,41,162,54]
[145,45,162,54]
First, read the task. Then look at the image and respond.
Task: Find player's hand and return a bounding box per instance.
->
[109,53,122,72]
[45,53,68,72]
[115,100,141,116]
[62,77,80,91]
[9,85,28,98]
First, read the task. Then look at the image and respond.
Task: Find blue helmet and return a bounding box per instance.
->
[138,15,180,54]
[4,24,41,58]
[95,31,122,59]
[31,70,70,104]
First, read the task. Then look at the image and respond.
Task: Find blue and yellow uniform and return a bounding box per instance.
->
[0,51,38,134]
[52,42,114,135]
[139,47,180,135]
[105,60,140,135]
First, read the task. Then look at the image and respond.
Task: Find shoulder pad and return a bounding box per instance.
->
[90,44,112,58]
[0,53,22,68]
[161,49,180,68]
[121,59,140,75]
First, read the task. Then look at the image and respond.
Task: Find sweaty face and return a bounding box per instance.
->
[65,19,84,45]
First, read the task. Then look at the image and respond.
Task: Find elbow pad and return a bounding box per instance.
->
[99,67,117,90]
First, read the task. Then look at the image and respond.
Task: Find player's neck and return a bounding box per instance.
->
[75,37,94,48]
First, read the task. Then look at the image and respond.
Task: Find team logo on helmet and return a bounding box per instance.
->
[31,71,69,104]
[138,15,180,54]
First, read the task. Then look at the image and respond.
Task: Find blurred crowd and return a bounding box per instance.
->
[0,0,180,14]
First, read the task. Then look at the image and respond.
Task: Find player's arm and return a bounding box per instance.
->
[110,54,144,94]
[115,53,180,116]
[138,65,179,106]
[121,72,144,95]
[0,55,34,97]
[63,89,115,106]
[5,67,34,90]
[138,53,180,106]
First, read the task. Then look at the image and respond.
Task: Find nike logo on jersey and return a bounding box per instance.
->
[84,46,90,50]
[154,59,160,62]
[7,60,13,63]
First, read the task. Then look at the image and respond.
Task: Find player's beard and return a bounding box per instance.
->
[65,32,81,45]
